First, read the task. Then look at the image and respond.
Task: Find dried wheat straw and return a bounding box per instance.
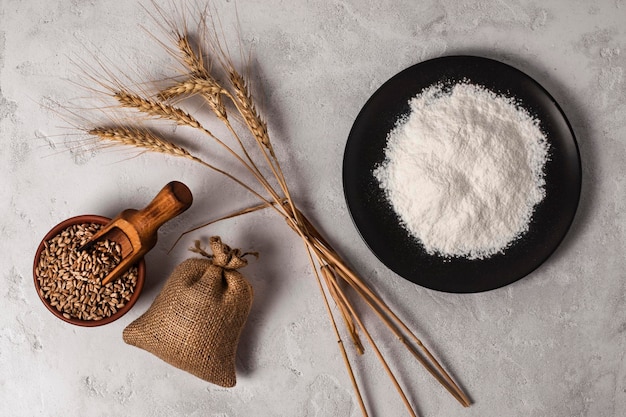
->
[82,7,470,415]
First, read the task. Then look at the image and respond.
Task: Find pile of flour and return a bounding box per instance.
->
[374,82,549,260]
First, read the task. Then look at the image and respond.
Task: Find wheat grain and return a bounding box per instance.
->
[36,223,138,321]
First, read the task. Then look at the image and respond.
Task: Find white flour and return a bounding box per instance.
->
[374,82,549,260]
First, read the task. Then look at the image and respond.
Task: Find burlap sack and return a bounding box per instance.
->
[123,236,254,387]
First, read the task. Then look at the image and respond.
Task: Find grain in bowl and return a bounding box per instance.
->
[33,215,145,326]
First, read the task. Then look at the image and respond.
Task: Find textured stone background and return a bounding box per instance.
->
[1,0,624,416]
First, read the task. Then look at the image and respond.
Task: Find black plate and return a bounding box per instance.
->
[343,55,581,293]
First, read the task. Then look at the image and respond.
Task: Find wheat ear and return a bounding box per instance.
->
[89,126,192,158]
[158,78,222,100]
[113,89,285,206]
[113,91,202,129]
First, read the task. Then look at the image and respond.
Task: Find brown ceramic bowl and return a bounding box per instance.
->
[33,215,146,327]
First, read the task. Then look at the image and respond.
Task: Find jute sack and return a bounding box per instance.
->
[123,236,254,387]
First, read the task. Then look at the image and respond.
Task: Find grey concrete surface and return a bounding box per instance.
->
[1,0,624,416]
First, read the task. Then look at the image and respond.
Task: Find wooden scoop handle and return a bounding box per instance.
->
[98,181,193,286]
[124,181,193,244]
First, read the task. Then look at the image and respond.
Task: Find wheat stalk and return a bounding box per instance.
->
[83,6,471,415]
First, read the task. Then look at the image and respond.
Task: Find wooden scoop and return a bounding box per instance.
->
[79,181,193,285]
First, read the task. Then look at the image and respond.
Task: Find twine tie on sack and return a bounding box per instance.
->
[189,238,258,270]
